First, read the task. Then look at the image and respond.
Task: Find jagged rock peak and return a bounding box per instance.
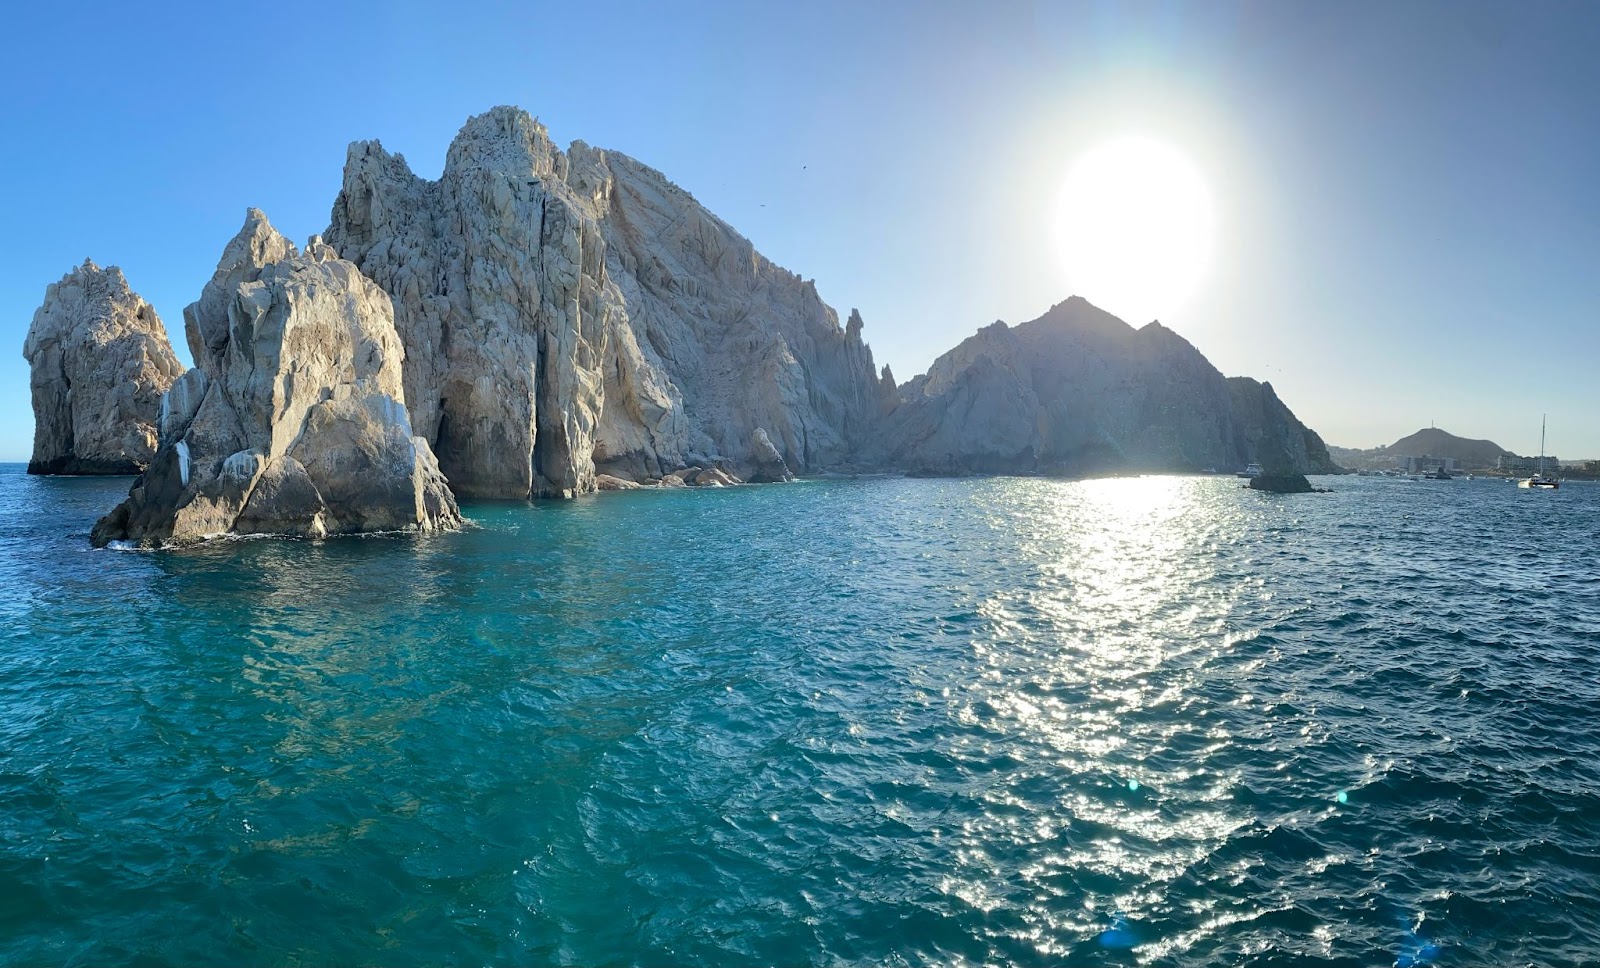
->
[24,259,185,475]
[329,107,615,499]
[326,104,887,492]
[92,209,460,547]
[184,207,295,375]
[446,105,563,179]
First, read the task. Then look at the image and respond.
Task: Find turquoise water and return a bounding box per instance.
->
[3,465,1599,966]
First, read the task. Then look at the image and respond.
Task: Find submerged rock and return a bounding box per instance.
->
[23,261,185,475]
[92,211,460,548]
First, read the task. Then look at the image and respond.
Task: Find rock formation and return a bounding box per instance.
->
[91,210,460,547]
[880,297,1339,478]
[1228,376,1337,476]
[747,428,794,483]
[325,106,882,497]
[23,261,184,474]
[23,104,1350,528]
[1247,473,1317,493]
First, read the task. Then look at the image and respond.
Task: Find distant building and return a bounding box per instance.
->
[1498,454,1560,475]
[1398,455,1456,474]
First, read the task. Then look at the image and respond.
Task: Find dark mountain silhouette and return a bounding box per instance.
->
[1383,428,1513,468]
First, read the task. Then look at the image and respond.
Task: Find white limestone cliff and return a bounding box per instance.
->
[326,106,884,496]
[23,261,185,475]
[92,210,460,547]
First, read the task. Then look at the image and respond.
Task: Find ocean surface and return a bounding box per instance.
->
[2,464,1599,967]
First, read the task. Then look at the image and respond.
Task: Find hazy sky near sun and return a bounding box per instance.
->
[2,0,1597,460]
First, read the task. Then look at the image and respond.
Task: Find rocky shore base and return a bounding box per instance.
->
[596,465,754,490]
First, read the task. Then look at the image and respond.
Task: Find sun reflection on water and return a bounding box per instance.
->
[953,475,1264,959]
[9,472,1583,963]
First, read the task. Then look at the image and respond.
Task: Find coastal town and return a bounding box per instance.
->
[1329,426,1599,480]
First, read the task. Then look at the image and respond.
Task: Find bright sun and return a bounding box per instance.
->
[1055,136,1215,325]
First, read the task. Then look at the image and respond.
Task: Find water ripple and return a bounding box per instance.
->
[1,468,1598,965]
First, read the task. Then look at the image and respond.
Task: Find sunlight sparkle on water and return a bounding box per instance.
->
[8,472,1600,964]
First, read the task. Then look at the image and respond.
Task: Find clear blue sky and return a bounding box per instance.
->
[3,1,1597,460]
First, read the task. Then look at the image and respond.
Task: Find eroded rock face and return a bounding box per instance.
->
[91,210,460,547]
[326,106,884,497]
[23,261,184,475]
[1227,377,1338,476]
[747,428,794,483]
[326,110,610,499]
[578,150,885,480]
[882,297,1338,477]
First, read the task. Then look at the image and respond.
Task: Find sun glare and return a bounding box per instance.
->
[1055,136,1215,326]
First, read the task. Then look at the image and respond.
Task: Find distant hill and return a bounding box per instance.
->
[1383,428,1513,468]
[1330,428,1513,471]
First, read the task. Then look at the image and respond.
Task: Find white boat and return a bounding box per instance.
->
[1518,415,1559,490]
[1235,463,1263,479]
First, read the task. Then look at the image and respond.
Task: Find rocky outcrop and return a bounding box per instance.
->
[91,210,460,548]
[747,428,794,483]
[691,466,739,487]
[326,106,884,498]
[881,297,1335,477]
[1248,474,1317,493]
[325,110,611,500]
[23,261,184,475]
